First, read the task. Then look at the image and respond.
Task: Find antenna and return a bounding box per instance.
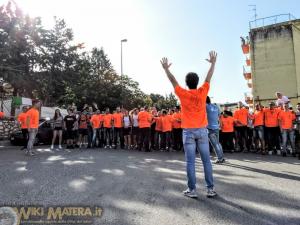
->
[248,5,257,28]
[248,4,257,21]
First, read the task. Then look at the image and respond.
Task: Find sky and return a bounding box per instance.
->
[3,0,300,103]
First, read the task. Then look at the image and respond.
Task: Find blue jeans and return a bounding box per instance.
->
[183,128,214,190]
[208,129,224,160]
[281,129,295,153]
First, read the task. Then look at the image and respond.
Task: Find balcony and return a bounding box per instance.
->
[242,44,250,54]
[246,58,251,66]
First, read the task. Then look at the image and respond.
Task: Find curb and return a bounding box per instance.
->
[0,140,12,147]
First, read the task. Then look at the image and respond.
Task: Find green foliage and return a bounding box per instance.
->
[0,1,179,111]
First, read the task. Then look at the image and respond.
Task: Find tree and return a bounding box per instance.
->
[0,1,173,112]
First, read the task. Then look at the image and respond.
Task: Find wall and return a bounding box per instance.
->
[0,119,19,140]
[293,21,300,104]
[251,24,298,102]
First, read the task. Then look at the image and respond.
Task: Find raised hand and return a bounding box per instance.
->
[206,51,217,64]
[160,57,172,70]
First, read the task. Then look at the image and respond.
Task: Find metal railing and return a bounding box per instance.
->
[249,13,297,29]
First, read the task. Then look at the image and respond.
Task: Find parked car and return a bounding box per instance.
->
[10,118,53,146]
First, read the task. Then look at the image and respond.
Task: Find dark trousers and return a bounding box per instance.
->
[222,132,234,151]
[265,127,281,151]
[295,130,300,153]
[104,128,112,146]
[235,126,248,151]
[139,127,150,151]
[114,127,124,148]
[172,128,182,150]
[247,127,254,151]
[154,131,162,150]
[150,123,156,149]
[87,125,93,147]
[161,131,172,149]
[21,129,29,148]
[98,127,105,147]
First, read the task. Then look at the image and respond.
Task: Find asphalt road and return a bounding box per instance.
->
[0,145,299,225]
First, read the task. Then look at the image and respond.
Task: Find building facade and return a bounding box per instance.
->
[243,17,300,107]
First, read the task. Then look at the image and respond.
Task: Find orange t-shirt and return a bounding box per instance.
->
[90,114,101,128]
[264,108,280,127]
[154,116,162,131]
[233,108,248,126]
[113,113,123,128]
[18,112,28,129]
[26,108,39,129]
[253,110,264,127]
[78,114,88,129]
[103,114,113,128]
[172,112,181,129]
[0,111,4,119]
[138,111,152,128]
[220,116,235,132]
[174,82,209,128]
[162,115,173,132]
[278,111,296,129]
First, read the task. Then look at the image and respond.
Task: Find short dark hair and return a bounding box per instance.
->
[32,99,40,106]
[206,96,211,104]
[185,72,199,89]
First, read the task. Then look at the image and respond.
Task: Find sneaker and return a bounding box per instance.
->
[207,188,217,198]
[277,150,281,156]
[183,189,198,198]
[50,145,54,150]
[215,158,225,164]
[268,151,273,155]
[58,145,63,150]
[26,151,35,156]
[109,146,112,149]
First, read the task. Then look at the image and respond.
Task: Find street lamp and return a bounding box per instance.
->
[121,39,127,76]
[120,39,127,108]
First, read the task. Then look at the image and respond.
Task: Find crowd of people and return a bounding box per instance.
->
[16,101,185,155]
[13,50,299,200]
[14,92,300,162]
[219,98,300,160]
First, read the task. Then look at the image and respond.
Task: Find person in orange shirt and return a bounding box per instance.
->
[251,104,266,154]
[264,102,281,155]
[172,106,182,151]
[161,51,217,198]
[153,111,162,150]
[220,112,235,152]
[26,100,41,156]
[233,102,249,152]
[0,111,5,119]
[103,107,113,148]
[18,106,29,150]
[138,106,152,151]
[161,110,173,151]
[150,107,158,150]
[98,111,105,148]
[278,103,296,157]
[78,107,89,148]
[112,107,124,149]
[90,109,102,148]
